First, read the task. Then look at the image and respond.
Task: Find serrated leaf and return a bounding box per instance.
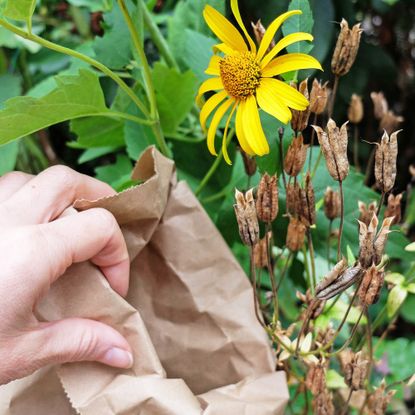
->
[387,285,408,318]
[152,62,198,134]
[0,69,111,145]
[282,0,314,54]
[326,369,347,389]
[385,273,405,286]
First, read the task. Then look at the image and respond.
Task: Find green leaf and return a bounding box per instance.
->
[0,74,21,108]
[346,245,356,265]
[385,273,405,286]
[406,284,415,295]
[1,0,36,24]
[70,117,125,148]
[0,141,19,174]
[326,369,347,389]
[95,154,134,190]
[282,0,314,54]
[78,146,118,164]
[67,0,113,12]
[152,62,198,135]
[387,285,408,318]
[0,69,111,145]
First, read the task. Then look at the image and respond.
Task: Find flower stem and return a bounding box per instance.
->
[307,229,316,294]
[328,75,339,119]
[353,124,361,172]
[250,247,267,329]
[338,180,344,261]
[266,223,279,322]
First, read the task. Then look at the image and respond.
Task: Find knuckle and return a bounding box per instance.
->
[44,165,77,191]
[0,171,30,185]
[70,328,98,362]
[90,208,117,232]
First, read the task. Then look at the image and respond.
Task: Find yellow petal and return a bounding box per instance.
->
[256,80,292,124]
[200,90,228,131]
[236,103,255,156]
[203,5,248,52]
[261,53,322,77]
[230,0,256,53]
[207,98,234,156]
[205,55,221,75]
[213,43,237,55]
[261,32,314,68]
[196,77,224,105]
[257,10,302,62]
[260,77,309,110]
[222,102,238,165]
[242,95,270,156]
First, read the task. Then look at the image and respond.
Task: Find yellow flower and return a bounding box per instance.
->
[197,0,322,164]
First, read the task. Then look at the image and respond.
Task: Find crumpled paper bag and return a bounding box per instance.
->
[0,147,288,414]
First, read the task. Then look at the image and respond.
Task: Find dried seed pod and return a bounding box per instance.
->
[312,119,349,182]
[331,19,363,77]
[291,79,311,132]
[297,289,326,320]
[251,20,275,51]
[379,110,404,134]
[298,173,316,227]
[240,149,257,177]
[312,389,335,415]
[358,201,377,226]
[256,173,278,223]
[310,79,329,115]
[324,187,341,220]
[284,135,308,177]
[358,214,378,268]
[371,91,388,120]
[286,216,306,252]
[339,350,369,391]
[253,233,270,268]
[234,189,259,246]
[286,182,301,215]
[367,381,396,415]
[358,265,385,305]
[374,130,400,193]
[316,259,363,300]
[315,326,335,348]
[348,94,364,124]
[373,217,393,265]
[306,362,327,396]
[384,193,402,225]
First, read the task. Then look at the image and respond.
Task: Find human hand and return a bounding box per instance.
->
[0,166,133,385]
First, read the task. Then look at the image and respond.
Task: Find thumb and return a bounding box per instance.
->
[30,318,134,370]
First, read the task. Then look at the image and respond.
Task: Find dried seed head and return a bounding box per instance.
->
[339,350,369,391]
[286,216,306,252]
[324,187,341,220]
[374,130,400,193]
[315,326,335,348]
[298,172,316,227]
[306,361,327,396]
[284,135,309,177]
[310,79,330,114]
[358,265,385,305]
[358,214,379,268]
[367,381,396,415]
[240,149,257,177]
[253,233,270,268]
[384,193,402,225]
[371,92,388,120]
[286,182,301,215]
[331,19,363,77]
[348,94,364,124]
[373,217,393,265]
[312,389,335,415]
[291,79,311,132]
[358,201,377,226]
[251,20,275,52]
[379,110,404,134]
[256,173,279,223]
[234,188,259,246]
[297,289,326,320]
[312,119,349,182]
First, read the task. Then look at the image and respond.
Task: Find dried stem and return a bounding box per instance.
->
[341,388,354,415]
[365,146,376,186]
[353,124,361,172]
[278,128,288,191]
[250,247,267,329]
[338,180,345,261]
[307,229,317,294]
[308,113,318,171]
[327,219,333,271]
[328,75,340,119]
[266,223,279,322]
[376,191,386,216]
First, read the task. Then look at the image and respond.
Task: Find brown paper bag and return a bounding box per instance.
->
[0,147,288,414]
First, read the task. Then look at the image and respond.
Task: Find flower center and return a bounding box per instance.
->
[219,52,261,100]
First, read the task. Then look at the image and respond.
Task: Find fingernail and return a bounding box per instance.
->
[102,348,134,368]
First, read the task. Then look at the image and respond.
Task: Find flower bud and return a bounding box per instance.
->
[251,20,275,51]
[339,350,369,391]
[358,201,377,226]
[234,188,259,246]
[384,193,402,225]
[371,91,388,120]
[286,216,306,252]
[374,130,400,193]
[312,119,349,182]
[291,79,311,132]
[331,19,363,77]
[379,111,404,134]
[348,94,363,124]
[358,265,385,305]
[284,135,308,177]
[324,187,341,220]
[256,173,278,223]
[299,172,316,227]
[310,79,329,115]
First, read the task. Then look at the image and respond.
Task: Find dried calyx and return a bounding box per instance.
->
[324,187,341,220]
[284,135,308,177]
[384,193,402,225]
[339,350,369,391]
[298,172,316,227]
[234,189,259,246]
[358,264,385,305]
[306,360,327,396]
[251,19,275,52]
[310,79,329,115]
[253,233,271,268]
[312,388,335,415]
[348,94,364,124]
[297,289,325,320]
[286,216,306,252]
[358,201,377,226]
[367,381,396,415]
[291,79,311,132]
[256,173,278,223]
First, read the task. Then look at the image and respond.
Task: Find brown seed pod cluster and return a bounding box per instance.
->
[284,135,308,177]
[291,79,311,132]
[358,201,377,226]
[286,216,306,252]
[331,19,363,77]
[253,233,270,268]
[286,182,300,216]
[234,189,259,246]
[310,79,329,115]
[339,350,369,391]
[298,173,316,227]
[312,119,349,182]
[256,173,278,223]
[312,388,335,415]
[367,381,396,415]
[324,187,341,220]
[305,361,327,396]
[358,265,385,305]
[374,130,400,193]
[348,94,364,124]
[384,193,402,225]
